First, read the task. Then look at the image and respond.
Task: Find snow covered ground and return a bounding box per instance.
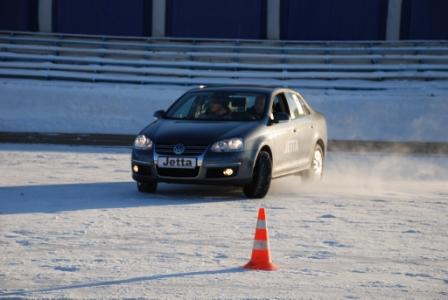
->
[0,144,447,298]
[1,78,447,142]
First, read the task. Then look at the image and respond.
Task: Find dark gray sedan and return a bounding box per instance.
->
[132,86,327,198]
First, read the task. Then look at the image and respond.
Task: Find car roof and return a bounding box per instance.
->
[187,85,292,94]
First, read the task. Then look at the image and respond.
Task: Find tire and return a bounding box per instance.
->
[302,144,324,182]
[243,151,272,199]
[137,181,158,193]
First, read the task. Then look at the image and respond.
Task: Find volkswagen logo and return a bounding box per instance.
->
[173,143,185,155]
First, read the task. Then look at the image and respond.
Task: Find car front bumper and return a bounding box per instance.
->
[131,148,255,186]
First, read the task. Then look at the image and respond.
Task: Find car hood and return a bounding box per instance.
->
[141,119,260,145]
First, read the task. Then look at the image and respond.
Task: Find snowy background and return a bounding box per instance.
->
[1,78,447,142]
[0,144,447,298]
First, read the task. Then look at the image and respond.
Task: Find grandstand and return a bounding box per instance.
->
[0,30,447,88]
[0,0,447,88]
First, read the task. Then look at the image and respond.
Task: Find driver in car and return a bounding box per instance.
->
[202,98,230,119]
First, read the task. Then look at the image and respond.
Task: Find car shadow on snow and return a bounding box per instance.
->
[0,267,246,297]
[0,181,246,214]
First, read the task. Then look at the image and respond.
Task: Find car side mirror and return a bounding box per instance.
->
[153,110,165,119]
[271,112,290,123]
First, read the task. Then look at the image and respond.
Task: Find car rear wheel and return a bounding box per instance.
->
[137,181,158,193]
[243,151,272,199]
[303,144,324,181]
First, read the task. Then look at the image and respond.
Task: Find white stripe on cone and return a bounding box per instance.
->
[253,240,269,250]
[256,219,266,229]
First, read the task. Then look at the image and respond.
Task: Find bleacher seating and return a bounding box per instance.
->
[0,30,447,89]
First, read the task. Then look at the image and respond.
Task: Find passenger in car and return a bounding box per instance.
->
[249,95,265,119]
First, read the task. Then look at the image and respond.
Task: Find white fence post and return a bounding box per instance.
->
[38,0,53,32]
[267,0,280,40]
[386,0,403,40]
[152,0,166,37]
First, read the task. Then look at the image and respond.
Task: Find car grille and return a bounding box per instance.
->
[155,144,208,156]
[157,167,200,178]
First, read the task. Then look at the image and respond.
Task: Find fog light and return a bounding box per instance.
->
[133,165,139,173]
[223,168,234,176]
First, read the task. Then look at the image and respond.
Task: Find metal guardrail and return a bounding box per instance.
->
[1,61,447,82]
[2,41,448,64]
[2,35,448,56]
[3,52,448,72]
[2,30,448,47]
[0,31,448,87]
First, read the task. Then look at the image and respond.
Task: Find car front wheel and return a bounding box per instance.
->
[243,151,272,199]
[137,181,158,193]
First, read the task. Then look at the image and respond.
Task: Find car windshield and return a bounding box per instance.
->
[165,92,268,121]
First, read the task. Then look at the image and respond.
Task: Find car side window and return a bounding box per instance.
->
[272,93,291,117]
[285,93,301,119]
[291,93,311,116]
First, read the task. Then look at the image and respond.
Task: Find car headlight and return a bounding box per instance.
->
[211,138,244,152]
[134,135,153,150]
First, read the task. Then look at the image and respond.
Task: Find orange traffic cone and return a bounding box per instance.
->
[244,208,278,271]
